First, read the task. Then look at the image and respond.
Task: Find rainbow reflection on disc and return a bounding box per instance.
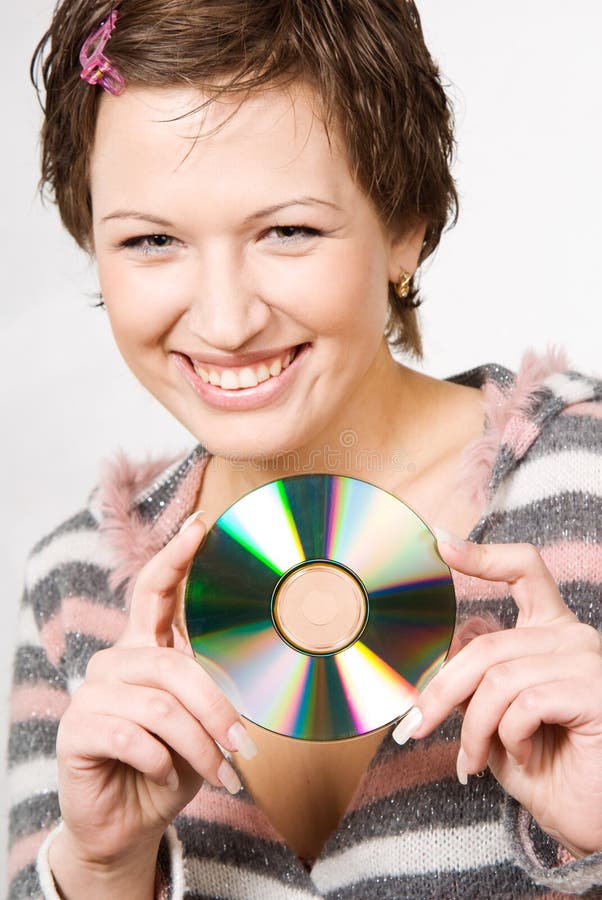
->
[184,474,455,741]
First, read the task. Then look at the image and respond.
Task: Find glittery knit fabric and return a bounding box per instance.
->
[6,350,602,899]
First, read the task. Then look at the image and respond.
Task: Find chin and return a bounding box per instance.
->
[198,429,312,471]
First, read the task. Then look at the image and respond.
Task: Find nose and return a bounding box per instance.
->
[187,249,271,350]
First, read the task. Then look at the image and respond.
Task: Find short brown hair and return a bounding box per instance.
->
[32,0,458,358]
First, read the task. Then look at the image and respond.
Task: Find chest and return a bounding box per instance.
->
[189,435,485,861]
[231,488,482,863]
[234,723,387,862]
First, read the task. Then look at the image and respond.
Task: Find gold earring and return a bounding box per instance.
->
[395,269,412,299]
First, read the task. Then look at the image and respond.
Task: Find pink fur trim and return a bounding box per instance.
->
[96,450,184,606]
[456,344,571,507]
[96,449,211,608]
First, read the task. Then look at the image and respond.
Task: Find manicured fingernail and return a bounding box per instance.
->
[178,511,205,535]
[166,768,179,792]
[228,722,258,761]
[433,526,466,551]
[456,747,469,786]
[392,706,423,745]
[217,759,242,795]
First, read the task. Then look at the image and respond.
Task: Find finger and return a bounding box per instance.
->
[72,682,227,788]
[497,677,602,763]
[413,625,573,738]
[57,708,178,789]
[433,530,573,626]
[459,653,599,773]
[85,645,257,759]
[122,515,206,646]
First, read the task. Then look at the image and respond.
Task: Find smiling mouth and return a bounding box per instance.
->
[189,344,307,391]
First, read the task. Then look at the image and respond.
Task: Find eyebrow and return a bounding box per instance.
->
[99,195,342,228]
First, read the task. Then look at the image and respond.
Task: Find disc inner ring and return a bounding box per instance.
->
[272,560,368,655]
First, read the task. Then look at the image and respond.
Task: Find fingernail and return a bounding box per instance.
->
[217,759,242,795]
[433,526,466,551]
[166,768,179,792]
[456,746,469,785]
[227,721,259,761]
[392,706,423,745]
[178,511,205,535]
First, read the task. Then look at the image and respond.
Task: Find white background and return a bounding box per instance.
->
[2,0,600,885]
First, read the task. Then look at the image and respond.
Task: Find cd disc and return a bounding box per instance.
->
[184,474,455,741]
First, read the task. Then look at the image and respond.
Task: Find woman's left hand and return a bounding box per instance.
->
[398,533,602,858]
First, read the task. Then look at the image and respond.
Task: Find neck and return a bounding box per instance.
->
[212,341,431,497]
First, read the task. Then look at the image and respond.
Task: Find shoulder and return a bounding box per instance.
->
[18,446,208,682]
[455,346,601,511]
[493,364,602,553]
[487,356,602,515]
[529,369,602,457]
[24,445,208,642]
[94,445,209,602]
[476,352,602,629]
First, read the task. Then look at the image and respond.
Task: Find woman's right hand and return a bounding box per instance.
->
[51,514,256,877]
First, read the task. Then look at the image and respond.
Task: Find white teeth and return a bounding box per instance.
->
[220,369,240,390]
[256,363,270,383]
[238,367,259,388]
[194,346,301,390]
[269,358,282,377]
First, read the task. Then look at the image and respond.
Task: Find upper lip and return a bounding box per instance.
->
[182,344,304,369]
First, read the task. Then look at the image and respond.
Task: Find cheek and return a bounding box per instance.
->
[304,253,388,337]
[98,261,179,353]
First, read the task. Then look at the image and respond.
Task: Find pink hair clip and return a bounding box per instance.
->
[79,9,125,96]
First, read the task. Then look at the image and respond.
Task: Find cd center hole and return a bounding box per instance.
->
[272,561,368,655]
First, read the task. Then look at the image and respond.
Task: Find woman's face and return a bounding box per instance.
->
[90,83,420,460]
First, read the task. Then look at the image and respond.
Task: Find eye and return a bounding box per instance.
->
[119,234,177,255]
[267,225,321,243]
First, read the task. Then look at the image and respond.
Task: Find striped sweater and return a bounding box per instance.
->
[7,347,602,899]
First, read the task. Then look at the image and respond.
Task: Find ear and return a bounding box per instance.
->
[386,219,427,284]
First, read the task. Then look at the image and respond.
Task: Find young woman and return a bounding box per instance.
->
[8,1,602,897]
